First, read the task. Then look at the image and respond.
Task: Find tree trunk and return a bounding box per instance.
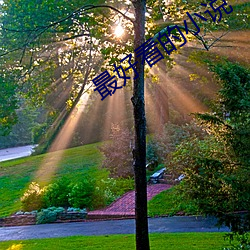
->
[132,1,150,250]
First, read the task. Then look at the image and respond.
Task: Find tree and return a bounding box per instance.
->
[99,124,133,178]
[0,73,18,136]
[131,1,149,248]
[168,61,250,233]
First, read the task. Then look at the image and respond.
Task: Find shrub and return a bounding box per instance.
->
[92,178,117,209]
[223,233,250,250]
[68,180,94,209]
[43,177,71,208]
[36,206,64,224]
[67,207,87,213]
[21,182,45,211]
[113,177,134,197]
[93,177,134,209]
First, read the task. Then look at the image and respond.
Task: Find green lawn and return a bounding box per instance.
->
[148,186,199,217]
[0,233,231,250]
[0,143,104,217]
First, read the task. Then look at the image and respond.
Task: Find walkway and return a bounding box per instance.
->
[88,184,171,219]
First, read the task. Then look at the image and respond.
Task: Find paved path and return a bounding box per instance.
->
[0,216,230,241]
[0,145,37,162]
[88,184,171,218]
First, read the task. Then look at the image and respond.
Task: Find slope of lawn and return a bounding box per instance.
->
[148,186,199,217]
[0,233,231,250]
[0,142,104,217]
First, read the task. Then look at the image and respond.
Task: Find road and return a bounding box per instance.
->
[0,145,37,162]
[0,216,229,241]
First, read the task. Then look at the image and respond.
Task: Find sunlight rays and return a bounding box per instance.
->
[99,85,128,141]
[35,93,89,184]
[34,49,218,184]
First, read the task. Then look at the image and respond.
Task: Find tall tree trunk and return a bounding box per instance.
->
[132,1,150,250]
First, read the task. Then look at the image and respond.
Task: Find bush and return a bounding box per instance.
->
[68,180,94,209]
[167,62,250,233]
[92,178,117,209]
[21,182,45,211]
[223,233,250,250]
[92,177,134,209]
[32,123,47,144]
[36,206,64,224]
[43,177,71,208]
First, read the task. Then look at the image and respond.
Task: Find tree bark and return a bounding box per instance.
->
[132,1,150,250]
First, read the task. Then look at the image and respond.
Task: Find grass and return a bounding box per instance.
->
[148,186,199,217]
[0,143,104,217]
[0,233,231,250]
[0,139,197,218]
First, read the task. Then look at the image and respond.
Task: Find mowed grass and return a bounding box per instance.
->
[0,233,231,250]
[148,186,199,217]
[0,143,104,217]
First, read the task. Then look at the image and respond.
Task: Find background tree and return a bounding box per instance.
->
[168,61,250,233]
[0,73,18,136]
[99,123,133,178]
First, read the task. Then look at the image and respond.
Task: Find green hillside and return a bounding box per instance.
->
[0,143,103,217]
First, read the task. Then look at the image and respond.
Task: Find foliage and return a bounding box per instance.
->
[20,182,45,212]
[146,140,160,171]
[167,61,250,233]
[223,233,250,250]
[99,124,133,178]
[36,206,64,224]
[0,104,44,149]
[93,178,118,208]
[18,159,133,213]
[0,74,18,136]
[147,122,206,166]
[220,2,250,31]
[67,207,86,213]
[93,177,134,208]
[43,178,71,208]
[68,179,94,209]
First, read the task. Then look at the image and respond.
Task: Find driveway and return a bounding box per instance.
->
[0,145,37,162]
[0,216,229,241]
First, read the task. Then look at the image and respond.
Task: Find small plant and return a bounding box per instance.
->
[93,177,134,209]
[36,206,64,224]
[21,182,45,211]
[67,207,87,213]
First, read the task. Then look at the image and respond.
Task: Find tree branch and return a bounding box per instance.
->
[152,25,230,51]
[0,4,134,57]
[152,25,209,50]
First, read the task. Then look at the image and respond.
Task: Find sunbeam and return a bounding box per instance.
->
[35,92,90,184]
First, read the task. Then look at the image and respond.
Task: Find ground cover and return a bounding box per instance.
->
[0,233,231,250]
